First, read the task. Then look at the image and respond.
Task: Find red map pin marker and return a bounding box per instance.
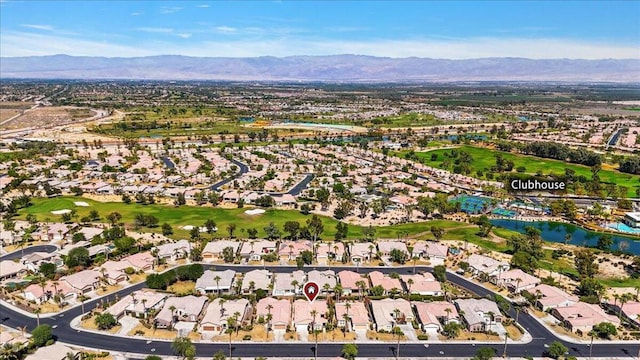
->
[303,281,319,303]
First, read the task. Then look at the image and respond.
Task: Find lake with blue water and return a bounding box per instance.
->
[490,219,640,255]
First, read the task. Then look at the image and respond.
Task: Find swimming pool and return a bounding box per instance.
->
[605,222,640,235]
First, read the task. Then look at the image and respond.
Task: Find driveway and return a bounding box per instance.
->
[399,324,417,341]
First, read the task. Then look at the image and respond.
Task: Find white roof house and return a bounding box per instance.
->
[195,269,236,294]
[370,298,414,332]
[241,269,273,293]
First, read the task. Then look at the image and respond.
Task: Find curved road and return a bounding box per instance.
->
[1,265,637,359]
[210,159,249,191]
[0,245,57,261]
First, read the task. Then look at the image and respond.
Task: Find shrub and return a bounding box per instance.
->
[95,313,118,330]
[417,334,429,340]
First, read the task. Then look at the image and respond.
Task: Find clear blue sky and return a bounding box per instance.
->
[1,1,638,58]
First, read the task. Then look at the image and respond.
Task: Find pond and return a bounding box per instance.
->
[490,219,640,255]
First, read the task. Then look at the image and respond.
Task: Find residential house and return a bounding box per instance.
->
[256,297,291,331]
[21,252,63,272]
[274,194,297,207]
[0,260,28,281]
[61,269,101,294]
[273,270,306,296]
[492,268,540,293]
[335,301,370,331]
[413,301,459,332]
[377,241,408,257]
[413,241,449,261]
[97,261,129,285]
[617,301,640,327]
[240,269,273,294]
[552,302,620,334]
[370,298,414,332]
[528,284,579,311]
[455,298,503,332]
[307,270,337,293]
[153,240,191,262]
[202,240,241,261]
[105,290,167,319]
[23,280,76,304]
[195,269,236,294]
[338,270,368,296]
[316,242,346,263]
[124,252,154,272]
[278,241,313,261]
[369,271,402,295]
[239,240,277,261]
[199,298,251,334]
[350,242,375,263]
[25,343,78,360]
[155,295,208,329]
[467,254,510,277]
[400,273,443,296]
[293,299,329,332]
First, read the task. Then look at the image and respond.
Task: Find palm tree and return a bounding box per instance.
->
[344,302,352,333]
[334,284,343,302]
[233,311,241,334]
[79,295,87,315]
[439,305,451,324]
[34,307,41,327]
[291,280,299,295]
[412,256,419,273]
[406,278,414,299]
[588,329,596,360]
[514,278,522,293]
[266,304,274,334]
[618,293,632,319]
[392,326,403,360]
[226,315,237,358]
[368,244,374,263]
[169,305,177,329]
[486,311,495,333]
[219,299,227,318]
[214,275,222,295]
[141,299,148,318]
[355,280,366,300]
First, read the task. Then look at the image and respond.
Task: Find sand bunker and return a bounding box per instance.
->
[51,209,72,215]
[245,209,266,215]
[74,201,90,207]
[182,225,208,232]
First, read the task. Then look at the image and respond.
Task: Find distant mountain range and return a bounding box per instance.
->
[1,55,639,82]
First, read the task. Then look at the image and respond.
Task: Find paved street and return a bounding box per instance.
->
[1,265,638,359]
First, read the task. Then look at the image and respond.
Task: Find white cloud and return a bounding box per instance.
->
[1,31,638,59]
[197,4,210,8]
[130,12,143,16]
[20,24,54,31]
[215,26,237,34]
[160,6,183,14]
[0,31,150,57]
[136,27,174,34]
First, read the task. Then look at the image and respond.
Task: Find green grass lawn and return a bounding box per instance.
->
[401,145,640,197]
[18,197,467,240]
[21,196,639,286]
